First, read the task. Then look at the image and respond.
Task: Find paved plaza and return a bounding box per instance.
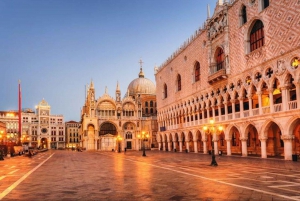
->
[0,150,300,201]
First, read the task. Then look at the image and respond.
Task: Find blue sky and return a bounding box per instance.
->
[0,0,217,121]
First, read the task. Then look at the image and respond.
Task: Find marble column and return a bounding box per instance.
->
[179,141,183,152]
[224,102,228,120]
[259,136,268,158]
[257,91,263,115]
[194,140,198,153]
[282,135,293,160]
[167,141,171,151]
[239,98,244,118]
[186,141,189,152]
[268,88,274,113]
[226,138,232,155]
[240,137,248,157]
[231,100,235,119]
[202,139,208,154]
[248,95,253,116]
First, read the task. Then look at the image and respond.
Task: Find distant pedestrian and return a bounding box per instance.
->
[124,148,127,153]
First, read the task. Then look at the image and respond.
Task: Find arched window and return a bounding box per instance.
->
[164,84,168,98]
[241,5,247,25]
[194,62,200,82]
[150,108,153,113]
[250,20,264,52]
[216,47,225,71]
[145,102,148,107]
[177,74,181,91]
[146,108,149,114]
[150,101,153,107]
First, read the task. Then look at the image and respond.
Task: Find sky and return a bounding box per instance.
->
[0,0,217,121]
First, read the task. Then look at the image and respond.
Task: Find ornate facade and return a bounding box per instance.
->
[22,99,65,149]
[80,66,158,151]
[155,0,300,160]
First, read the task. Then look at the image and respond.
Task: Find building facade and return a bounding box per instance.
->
[155,0,300,160]
[22,99,65,149]
[0,111,20,145]
[80,66,158,151]
[65,121,80,149]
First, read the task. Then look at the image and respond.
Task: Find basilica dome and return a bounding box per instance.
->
[127,68,156,96]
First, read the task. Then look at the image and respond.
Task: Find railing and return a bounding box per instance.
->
[159,99,300,132]
[244,111,249,117]
[221,115,225,121]
[262,106,270,114]
[274,103,282,112]
[252,108,259,116]
[288,100,297,110]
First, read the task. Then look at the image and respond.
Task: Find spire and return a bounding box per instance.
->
[138,58,145,78]
[90,79,94,88]
[105,86,108,94]
[116,81,120,91]
[207,4,210,19]
[218,0,223,5]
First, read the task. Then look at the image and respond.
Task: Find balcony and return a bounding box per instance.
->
[208,64,227,84]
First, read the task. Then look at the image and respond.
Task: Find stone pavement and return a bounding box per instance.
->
[0,150,300,201]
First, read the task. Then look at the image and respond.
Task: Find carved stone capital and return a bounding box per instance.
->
[259,136,268,141]
[281,135,294,141]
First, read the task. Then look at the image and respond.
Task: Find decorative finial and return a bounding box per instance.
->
[116,81,120,91]
[138,58,145,78]
[105,86,108,94]
[207,4,210,19]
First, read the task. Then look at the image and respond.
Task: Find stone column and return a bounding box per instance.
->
[226,138,231,155]
[202,110,205,124]
[268,88,274,113]
[239,98,244,118]
[194,140,198,153]
[224,102,228,120]
[281,135,294,160]
[186,141,189,152]
[213,134,218,155]
[294,81,300,109]
[173,141,177,151]
[202,139,208,154]
[206,107,210,120]
[231,100,235,119]
[240,137,248,157]
[257,91,263,115]
[163,141,166,151]
[259,136,268,158]
[218,104,222,122]
[158,141,161,151]
[212,105,216,120]
[179,141,183,152]
[167,141,171,151]
[248,95,253,116]
[281,87,288,111]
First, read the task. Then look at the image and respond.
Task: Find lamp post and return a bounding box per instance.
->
[203,119,223,166]
[116,135,122,153]
[138,131,149,157]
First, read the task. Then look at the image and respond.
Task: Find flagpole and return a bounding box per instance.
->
[18,80,22,145]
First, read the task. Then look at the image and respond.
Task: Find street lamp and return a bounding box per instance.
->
[116,135,122,153]
[138,131,149,157]
[203,119,223,166]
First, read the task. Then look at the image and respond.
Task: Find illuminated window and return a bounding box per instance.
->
[291,58,299,69]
